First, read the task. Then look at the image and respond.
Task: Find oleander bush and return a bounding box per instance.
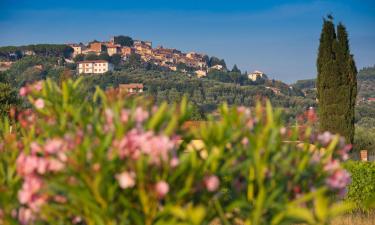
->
[0,79,354,225]
[344,161,375,211]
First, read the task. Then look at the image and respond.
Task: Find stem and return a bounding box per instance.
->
[213,198,230,225]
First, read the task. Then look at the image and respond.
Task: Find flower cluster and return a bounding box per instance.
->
[16,138,74,224]
[19,81,43,97]
[0,79,355,225]
[114,130,176,164]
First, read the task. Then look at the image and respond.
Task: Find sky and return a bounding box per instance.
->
[0,0,374,83]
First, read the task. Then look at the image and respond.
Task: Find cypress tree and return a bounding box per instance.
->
[317,16,357,143]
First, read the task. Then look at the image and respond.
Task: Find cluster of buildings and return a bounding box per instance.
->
[70,37,213,76]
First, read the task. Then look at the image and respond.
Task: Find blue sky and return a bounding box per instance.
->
[1,0,374,83]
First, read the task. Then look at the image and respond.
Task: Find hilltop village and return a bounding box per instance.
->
[70,36,225,77]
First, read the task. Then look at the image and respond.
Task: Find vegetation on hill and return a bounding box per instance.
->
[317,16,357,143]
[0,44,73,60]
[1,55,315,122]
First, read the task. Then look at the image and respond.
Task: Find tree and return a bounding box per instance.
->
[127,53,142,69]
[231,64,241,73]
[208,57,226,69]
[110,54,122,67]
[317,16,357,143]
[84,54,99,61]
[74,54,85,62]
[0,82,19,116]
[98,52,110,61]
[113,35,134,47]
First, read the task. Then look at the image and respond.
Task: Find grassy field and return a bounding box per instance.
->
[331,212,375,225]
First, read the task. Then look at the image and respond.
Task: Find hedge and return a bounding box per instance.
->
[344,161,375,211]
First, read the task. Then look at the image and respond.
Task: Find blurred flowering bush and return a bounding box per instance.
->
[0,79,354,225]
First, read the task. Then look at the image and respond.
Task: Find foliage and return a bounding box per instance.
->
[4,56,63,88]
[113,35,134,47]
[0,44,73,60]
[0,79,354,225]
[353,126,375,153]
[344,161,375,211]
[293,79,316,90]
[358,65,375,81]
[316,17,357,143]
[231,64,241,73]
[0,82,19,116]
[208,56,227,69]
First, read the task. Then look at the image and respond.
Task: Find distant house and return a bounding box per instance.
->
[265,86,281,95]
[77,60,113,74]
[0,61,13,71]
[134,40,152,47]
[106,44,121,56]
[248,70,268,81]
[119,83,144,94]
[195,70,207,78]
[89,42,106,54]
[368,98,375,103]
[69,44,86,57]
[209,64,224,71]
[121,47,135,57]
[22,50,35,56]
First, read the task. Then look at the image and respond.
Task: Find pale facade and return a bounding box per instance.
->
[78,60,113,74]
[248,70,268,81]
[119,84,144,93]
[195,70,207,78]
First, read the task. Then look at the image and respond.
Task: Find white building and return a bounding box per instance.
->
[248,70,268,81]
[78,60,113,74]
[210,64,224,70]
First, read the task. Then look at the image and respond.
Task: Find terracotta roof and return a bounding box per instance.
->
[78,60,109,64]
[106,44,121,48]
[368,98,375,101]
[119,83,144,89]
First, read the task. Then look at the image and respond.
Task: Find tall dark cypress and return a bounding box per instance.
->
[317,16,357,143]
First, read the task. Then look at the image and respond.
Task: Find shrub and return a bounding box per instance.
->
[0,79,354,225]
[344,161,375,211]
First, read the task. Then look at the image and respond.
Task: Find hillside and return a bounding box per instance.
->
[0,55,313,121]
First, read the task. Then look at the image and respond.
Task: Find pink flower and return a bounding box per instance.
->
[18,176,43,204]
[30,142,42,154]
[72,216,82,224]
[47,158,65,172]
[170,157,180,168]
[32,81,43,91]
[134,107,149,124]
[241,137,249,146]
[116,171,136,189]
[36,158,49,175]
[204,175,220,192]
[19,87,28,96]
[121,109,129,123]
[237,106,251,117]
[53,195,67,204]
[44,138,64,154]
[280,127,287,135]
[324,160,340,172]
[34,98,45,109]
[18,207,34,225]
[105,109,114,125]
[326,169,351,190]
[155,181,169,198]
[317,131,333,146]
[338,144,352,161]
[17,154,38,176]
